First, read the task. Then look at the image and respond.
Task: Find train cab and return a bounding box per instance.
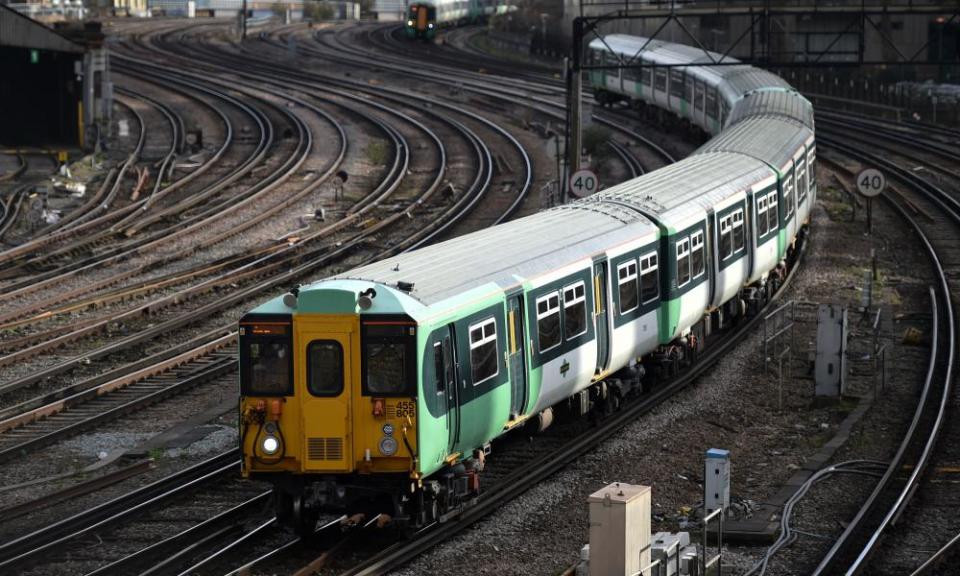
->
[238,280,422,534]
[405,3,437,40]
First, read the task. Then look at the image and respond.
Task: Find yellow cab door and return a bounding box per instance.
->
[416,5,428,31]
[295,314,359,473]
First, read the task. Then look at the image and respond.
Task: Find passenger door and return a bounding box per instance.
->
[296,315,357,473]
[593,260,610,374]
[441,326,460,454]
[506,291,527,418]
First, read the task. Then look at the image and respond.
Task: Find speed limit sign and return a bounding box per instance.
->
[856,168,886,198]
[569,169,599,198]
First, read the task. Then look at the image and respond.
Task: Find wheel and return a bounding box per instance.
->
[292,495,319,540]
[273,487,294,527]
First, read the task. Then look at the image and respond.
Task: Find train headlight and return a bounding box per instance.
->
[427,23,434,29]
[407,19,414,26]
[379,436,399,456]
[261,435,280,455]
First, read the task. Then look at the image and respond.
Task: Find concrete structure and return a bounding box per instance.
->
[0,4,86,147]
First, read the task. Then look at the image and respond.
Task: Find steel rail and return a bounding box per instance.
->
[80,492,273,576]
[0,451,239,567]
[0,68,242,284]
[147,29,510,245]
[306,25,676,165]
[608,139,645,178]
[0,185,28,240]
[0,78,344,327]
[809,133,957,576]
[233,33,533,228]
[0,348,236,463]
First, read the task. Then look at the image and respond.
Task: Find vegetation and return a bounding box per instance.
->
[366,140,390,166]
[270,2,288,19]
[303,0,334,21]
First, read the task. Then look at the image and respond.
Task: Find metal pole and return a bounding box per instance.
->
[554,133,562,206]
[568,17,584,203]
[242,0,248,39]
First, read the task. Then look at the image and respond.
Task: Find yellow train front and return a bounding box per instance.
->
[238,281,420,535]
[404,3,437,40]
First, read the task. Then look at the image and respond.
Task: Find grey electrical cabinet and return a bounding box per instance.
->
[815,304,848,396]
[704,448,730,515]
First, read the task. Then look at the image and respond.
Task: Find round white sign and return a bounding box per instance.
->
[569,169,599,198]
[856,168,886,198]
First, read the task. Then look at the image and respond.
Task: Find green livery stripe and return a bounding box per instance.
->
[659,298,682,343]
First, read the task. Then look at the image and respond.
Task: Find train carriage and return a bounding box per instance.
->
[240,33,818,535]
[696,116,818,245]
[725,88,816,130]
[596,152,778,340]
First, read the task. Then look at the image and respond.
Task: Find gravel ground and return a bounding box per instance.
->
[391,166,931,576]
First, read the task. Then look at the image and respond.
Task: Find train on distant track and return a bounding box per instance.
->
[238,34,817,535]
[404,0,511,40]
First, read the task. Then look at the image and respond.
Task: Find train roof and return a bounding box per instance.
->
[595,151,776,232]
[326,203,659,309]
[696,117,814,173]
[726,89,814,129]
[723,68,792,93]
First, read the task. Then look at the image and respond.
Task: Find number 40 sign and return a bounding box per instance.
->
[856,168,886,198]
[569,169,599,198]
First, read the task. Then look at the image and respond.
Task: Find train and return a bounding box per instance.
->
[238,34,817,535]
[404,0,511,40]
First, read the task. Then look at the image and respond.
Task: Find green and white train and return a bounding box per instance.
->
[238,35,817,533]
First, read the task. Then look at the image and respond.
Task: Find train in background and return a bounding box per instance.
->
[238,34,817,536]
[405,0,512,40]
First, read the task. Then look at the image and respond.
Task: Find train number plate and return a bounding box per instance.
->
[394,401,416,419]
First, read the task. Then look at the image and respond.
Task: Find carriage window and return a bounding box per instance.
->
[798,161,808,204]
[654,68,667,91]
[308,341,343,397]
[536,292,561,352]
[691,231,705,279]
[641,66,652,86]
[706,88,718,119]
[767,191,779,232]
[677,238,691,287]
[720,215,733,260]
[732,209,745,253]
[808,150,817,187]
[757,195,769,237]
[469,318,498,385]
[785,176,795,219]
[563,282,588,340]
[640,253,659,303]
[670,69,684,98]
[366,341,406,394]
[433,341,444,393]
[244,338,291,395]
[685,76,694,103]
[694,81,704,110]
[617,260,639,314]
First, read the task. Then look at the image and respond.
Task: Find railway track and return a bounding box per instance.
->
[803,119,960,575]
[0,21,552,574]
